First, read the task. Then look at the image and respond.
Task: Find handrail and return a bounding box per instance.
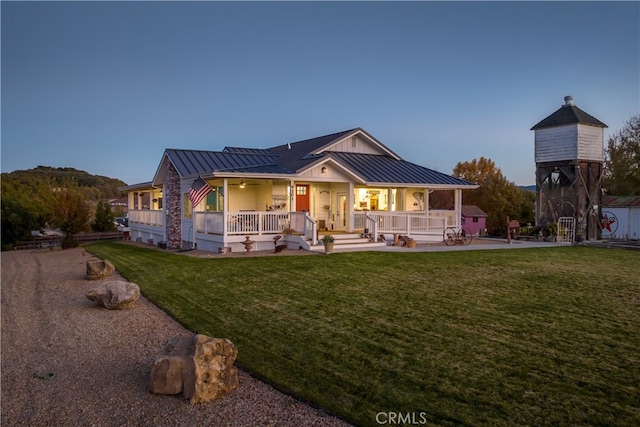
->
[365,213,379,242]
[304,213,318,245]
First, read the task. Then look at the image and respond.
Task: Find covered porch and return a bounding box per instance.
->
[127,178,465,252]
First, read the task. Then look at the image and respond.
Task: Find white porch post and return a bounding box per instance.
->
[223,178,229,238]
[290,180,295,212]
[348,182,354,232]
[424,188,430,214]
[454,188,463,228]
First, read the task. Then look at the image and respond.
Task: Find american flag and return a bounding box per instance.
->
[189,176,213,207]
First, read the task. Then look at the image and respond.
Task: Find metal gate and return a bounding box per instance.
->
[557,217,575,243]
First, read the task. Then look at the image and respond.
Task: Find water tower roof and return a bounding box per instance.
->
[531,97,607,130]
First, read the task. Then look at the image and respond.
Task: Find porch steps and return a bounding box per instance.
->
[311,233,387,252]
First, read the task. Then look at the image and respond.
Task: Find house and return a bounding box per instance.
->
[459,205,488,236]
[108,195,132,215]
[121,128,477,252]
[601,195,640,240]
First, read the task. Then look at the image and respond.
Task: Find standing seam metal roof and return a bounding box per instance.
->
[162,130,476,187]
[165,149,278,177]
[329,152,475,186]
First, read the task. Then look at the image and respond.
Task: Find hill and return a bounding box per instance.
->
[1,166,127,249]
[1,166,126,201]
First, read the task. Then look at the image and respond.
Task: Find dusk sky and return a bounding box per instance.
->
[2,1,638,186]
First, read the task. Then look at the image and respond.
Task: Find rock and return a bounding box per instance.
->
[149,334,239,404]
[85,280,140,309]
[86,259,115,280]
[149,335,194,395]
[187,334,239,404]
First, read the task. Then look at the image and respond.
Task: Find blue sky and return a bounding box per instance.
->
[2,1,638,186]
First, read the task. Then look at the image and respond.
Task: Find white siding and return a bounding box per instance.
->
[299,164,352,181]
[601,207,640,240]
[534,125,577,163]
[577,124,604,161]
[328,134,387,155]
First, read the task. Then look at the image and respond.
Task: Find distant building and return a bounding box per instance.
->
[108,195,129,213]
[460,205,488,236]
[531,96,607,240]
[601,195,640,240]
[109,192,150,215]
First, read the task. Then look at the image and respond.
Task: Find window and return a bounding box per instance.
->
[183,193,192,219]
[473,216,479,223]
[296,186,307,196]
[205,187,224,212]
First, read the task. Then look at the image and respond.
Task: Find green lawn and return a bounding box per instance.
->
[86,242,640,426]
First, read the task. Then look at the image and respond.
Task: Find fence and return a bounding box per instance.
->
[14,231,125,250]
[557,217,575,243]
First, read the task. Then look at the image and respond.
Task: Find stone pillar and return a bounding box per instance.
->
[164,162,182,249]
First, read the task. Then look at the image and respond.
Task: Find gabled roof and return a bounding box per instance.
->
[531,100,607,130]
[266,128,401,173]
[153,129,477,188]
[461,205,488,218]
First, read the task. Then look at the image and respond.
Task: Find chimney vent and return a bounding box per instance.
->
[564,96,574,106]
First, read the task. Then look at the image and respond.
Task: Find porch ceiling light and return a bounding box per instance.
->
[239,180,246,189]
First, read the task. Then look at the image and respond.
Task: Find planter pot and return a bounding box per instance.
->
[406,240,417,248]
[324,242,334,253]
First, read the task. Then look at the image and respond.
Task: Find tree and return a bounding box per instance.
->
[53,186,91,248]
[453,157,535,235]
[1,174,57,249]
[92,200,116,232]
[604,115,640,195]
[1,166,125,250]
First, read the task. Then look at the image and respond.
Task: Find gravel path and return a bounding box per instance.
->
[1,248,350,426]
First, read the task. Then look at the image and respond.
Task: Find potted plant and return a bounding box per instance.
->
[321,234,334,253]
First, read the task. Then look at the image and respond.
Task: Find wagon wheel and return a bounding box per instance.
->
[443,227,457,246]
[461,228,473,246]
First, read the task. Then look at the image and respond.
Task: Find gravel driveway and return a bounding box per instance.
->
[1,248,350,426]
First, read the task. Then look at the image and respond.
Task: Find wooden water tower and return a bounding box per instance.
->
[531,96,607,240]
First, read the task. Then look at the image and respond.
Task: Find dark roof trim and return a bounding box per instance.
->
[119,181,154,192]
[531,104,607,130]
[602,195,640,207]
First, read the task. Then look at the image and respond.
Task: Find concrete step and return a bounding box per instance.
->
[323,233,364,241]
[311,233,387,252]
[310,242,387,253]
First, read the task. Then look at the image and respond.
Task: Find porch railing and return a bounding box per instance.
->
[194,211,318,242]
[194,211,291,235]
[357,211,447,236]
[129,209,163,227]
[191,210,450,239]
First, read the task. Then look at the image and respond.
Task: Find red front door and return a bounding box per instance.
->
[295,184,310,212]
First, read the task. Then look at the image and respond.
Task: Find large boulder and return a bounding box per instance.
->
[148,335,194,395]
[85,280,140,309]
[149,334,239,404]
[86,259,115,280]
